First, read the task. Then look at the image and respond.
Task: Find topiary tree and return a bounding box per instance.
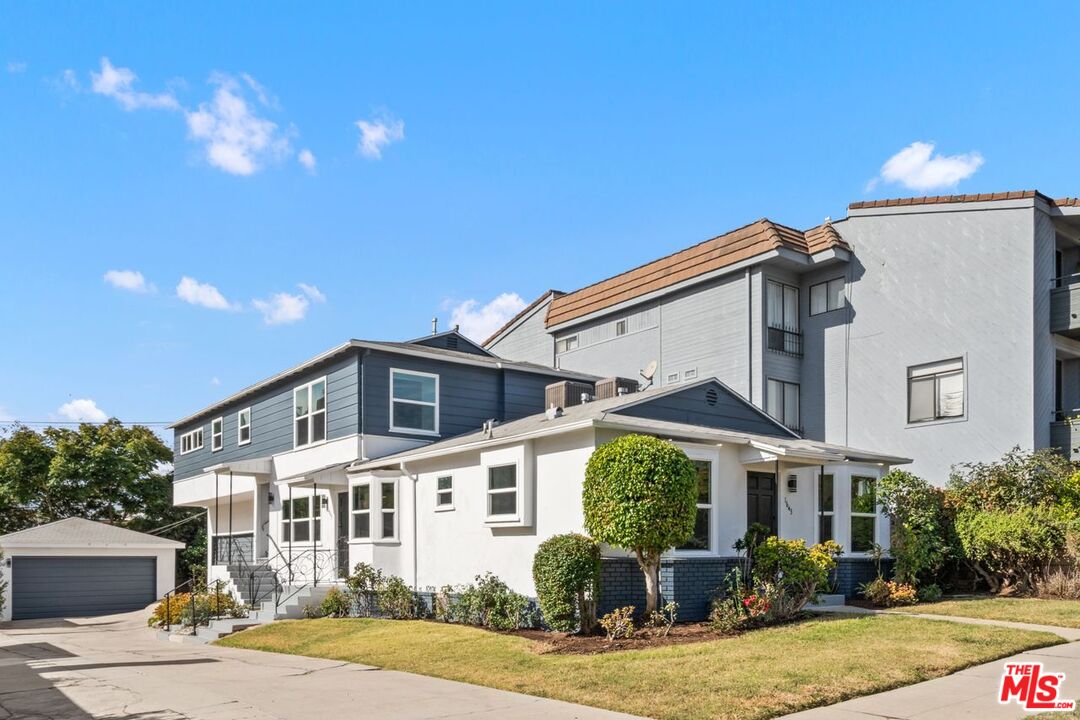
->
[532,533,601,633]
[583,434,697,614]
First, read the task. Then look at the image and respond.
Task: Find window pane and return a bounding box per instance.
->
[382,511,395,538]
[353,514,370,538]
[437,491,453,506]
[393,402,435,431]
[293,497,310,519]
[783,285,799,331]
[851,476,876,514]
[767,379,782,419]
[810,284,827,315]
[393,372,436,403]
[908,377,935,423]
[678,507,710,550]
[295,387,309,418]
[692,460,711,504]
[437,476,452,491]
[784,384,799,428]
[851,516,875,552]
[938,372,964,418]
[352,484,370,511]
[213,419,222,433]
[239,409,250,427]
[312,381,326,412]
[292,522,310,543]
[312,411,326,442]
[819,514,834,543]
[281,522,290,543]
[767,281,782,327]
[381,482,395,510]
[240,426,250,443]
[489,465,517,490]
[489,491,517,516]
[296,418,309,446]
[819,475,834,512]
[828,278,845,310]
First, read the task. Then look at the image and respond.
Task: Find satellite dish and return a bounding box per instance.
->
[640,360,658,381]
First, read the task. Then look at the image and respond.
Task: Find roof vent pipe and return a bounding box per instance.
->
[581,392,592,404]
[545,405,563,420]
[431,317,438,335]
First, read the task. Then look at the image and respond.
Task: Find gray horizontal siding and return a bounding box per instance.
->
[615,381,793,438]
[503,369,559,420]
[1051,285,1080,334]
[174,354,360,480]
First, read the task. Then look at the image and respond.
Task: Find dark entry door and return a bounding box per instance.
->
[746,472,778,535]
[336,491,350,578]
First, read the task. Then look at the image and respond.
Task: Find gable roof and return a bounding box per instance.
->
[483,290,564,347]
[545,219,847,327]
[0,518,185,549]
[170,338,600,429]
[405,330,493,357]
[349,377,909,471]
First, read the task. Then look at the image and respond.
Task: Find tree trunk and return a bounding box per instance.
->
[636,548,661,615]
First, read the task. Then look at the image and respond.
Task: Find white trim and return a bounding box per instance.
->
[379,478,399,542]
[673,447,718,555]
[849,474,878,554]
[435,474,454,512]
[237,407,251,446]
[293,376,328,449]
[349,480,372,540]
[389,368,440,436]
[211,417,224,453]
[485,462,520,522]
[179,428,204,455]
[348,472,401,544]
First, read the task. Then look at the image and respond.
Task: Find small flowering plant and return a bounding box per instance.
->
[741,593,771,618]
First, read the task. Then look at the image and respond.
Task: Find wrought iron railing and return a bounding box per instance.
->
[766,325,802,357]
[211,533,254,565]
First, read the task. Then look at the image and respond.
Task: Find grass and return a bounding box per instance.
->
[890,597,1080,629]
[218,615,1060,720]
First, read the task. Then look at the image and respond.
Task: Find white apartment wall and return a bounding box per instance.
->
[831,202,1042,483]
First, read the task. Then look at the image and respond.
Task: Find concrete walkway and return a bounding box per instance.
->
[811,603,1080,641]
[0,610,641,720]
[781,607,1080,719]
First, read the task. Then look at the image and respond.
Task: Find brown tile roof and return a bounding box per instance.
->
[545,219,848,328]
[849,190,1050,210]
[482,289,563,347]
[1055,197,1080,207]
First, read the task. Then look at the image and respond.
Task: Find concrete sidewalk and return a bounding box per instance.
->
[0,610,642,720]
[781,608,1080,720]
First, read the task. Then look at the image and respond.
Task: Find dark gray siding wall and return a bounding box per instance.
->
[173,353,361,480]
[502,369,561,420]
[362,350,503,440]
[410,333,491,356]
[615,381,795,438]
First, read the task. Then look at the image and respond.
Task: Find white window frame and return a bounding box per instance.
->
[380,480,398,541]
[350,481,371,540]
[683,368,698,380]
[486,463,519,521]
[666,371,680,384]
[389,368,440,436]
[767,378,800,431]
[435,475,454,511]
[810,277,845,316]
[818,472,834,544]
[555,335,579,354]
[237,407,251,446]
[293,377,328,449]
[179,428,203,455]
[615,319,627,336]
[766,279,800,331]
[850,475,877,554]
[282,495,321,545]
[676,457,714,553]
[211,417,224,452]
[907,358,965,425]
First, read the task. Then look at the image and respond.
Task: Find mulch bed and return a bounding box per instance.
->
[512,622,725,655]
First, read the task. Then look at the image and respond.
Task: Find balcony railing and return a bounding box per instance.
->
[1051,414,1080,458]
[1051,275,1080,337]
[767,325,803,357]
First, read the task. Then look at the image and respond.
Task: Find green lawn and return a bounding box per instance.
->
[218,615,1059,720]
[891,597,1080,629]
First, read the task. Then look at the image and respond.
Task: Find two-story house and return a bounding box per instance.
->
[486,190,1080,484]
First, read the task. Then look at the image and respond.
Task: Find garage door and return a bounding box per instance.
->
[12,556,156,620]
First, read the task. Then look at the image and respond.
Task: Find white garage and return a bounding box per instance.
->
[0,518,184,622]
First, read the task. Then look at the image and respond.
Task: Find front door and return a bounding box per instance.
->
[336,491,350,578]
[746,472,778,536]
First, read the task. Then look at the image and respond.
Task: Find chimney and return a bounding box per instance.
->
[544,380,595,411]
[594,377,640,400]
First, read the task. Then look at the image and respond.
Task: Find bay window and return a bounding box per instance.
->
[850,475,877,552]
[381,481,397,539]
[351,483,371,539]
[390,369,439,434]
[294,378,327,448]
[818,473,834,543]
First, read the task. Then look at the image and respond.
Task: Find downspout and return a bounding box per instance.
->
[401,460,419,592]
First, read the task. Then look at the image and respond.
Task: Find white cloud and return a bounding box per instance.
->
[210,376,221,386]
[298,283,326,303]
[449,293,527,342]
[298,148,317,173]
[104,269,154,294]
[253,292,309,325]
[356,114,405,159]
[58,398,108,423]
[176,276,238,311]
[185,73,292,176]
[6,61,27,74]
[868,141,984,193]
[90,57,179,111]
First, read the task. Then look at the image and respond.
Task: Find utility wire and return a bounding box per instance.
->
[146,510,206,536]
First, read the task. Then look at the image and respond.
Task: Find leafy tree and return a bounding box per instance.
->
[0,420,204,581]
[878,469,954,585]
[583,434,697,614]
[532,533,601,633]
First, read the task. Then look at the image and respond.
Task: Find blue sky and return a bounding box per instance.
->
[2,2,1078,437]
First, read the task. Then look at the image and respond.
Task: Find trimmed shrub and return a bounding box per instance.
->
[377,576,418,619]
[319,587,352,618]
[532,533,601,633]
[583,434,697,614]
[752,537,837,617]
[954,505,1073,593]
[860,578,917,607]
[452,572,538,630]
[917,583,943,603]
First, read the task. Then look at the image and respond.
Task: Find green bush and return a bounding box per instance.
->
[583,434,697,614]
[860,578,917,607]
[453,572,536,630]
[954,505,1073,593]
[377,576,417,619]
[917,583,943,603]
[878,470,954,586]
[319,587,352,618]
[598,606,635,640]
[752,537,837,617]
[532,533,601,633]
[948,448,1080,513]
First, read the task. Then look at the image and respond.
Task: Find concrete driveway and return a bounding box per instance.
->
[0,610,640,720]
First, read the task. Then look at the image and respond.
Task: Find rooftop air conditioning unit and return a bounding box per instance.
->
[544,380,595,411]
[594,377,640,400]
